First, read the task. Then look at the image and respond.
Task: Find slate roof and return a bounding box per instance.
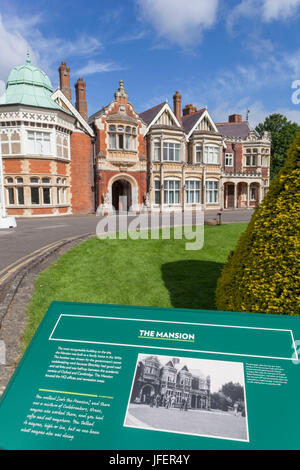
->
[182,108,206,134]
[139,102,166,126]
[216,121,251,139]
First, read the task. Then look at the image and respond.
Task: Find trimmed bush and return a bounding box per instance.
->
[216,132,300,315]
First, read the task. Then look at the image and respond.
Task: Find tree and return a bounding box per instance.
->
[221,382,244,403]
[215,132,300,315]
[256,113,299,179]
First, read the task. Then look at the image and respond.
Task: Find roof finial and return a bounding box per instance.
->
[26,49,31,65]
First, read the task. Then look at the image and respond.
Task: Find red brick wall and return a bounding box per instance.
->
[29,159,51,174]
[31,208,53,215]
[7,208,24,216]
[3,159,22,173]
[57,161,68,175]
[70,131,94,214]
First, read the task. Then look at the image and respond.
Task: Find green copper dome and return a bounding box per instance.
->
[0,52,64,111]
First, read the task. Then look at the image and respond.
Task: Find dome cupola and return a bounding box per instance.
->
[0,52,63,111]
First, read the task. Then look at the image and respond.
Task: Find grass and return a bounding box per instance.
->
[23,223,248,348]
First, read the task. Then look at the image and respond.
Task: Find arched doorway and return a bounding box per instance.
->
[140,384,155,404]
[112,179,132,211]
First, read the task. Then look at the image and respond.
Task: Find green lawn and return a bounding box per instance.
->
[23,223,247,348]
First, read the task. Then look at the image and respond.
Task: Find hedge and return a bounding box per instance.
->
[215,132,300,315]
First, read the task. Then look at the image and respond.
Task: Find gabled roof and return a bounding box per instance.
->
[216,121,251,139]
[52,88,94,137]
[139,102,166,126]
[182,108,219,138]
[139,101,182,133]
[182,109,206,135]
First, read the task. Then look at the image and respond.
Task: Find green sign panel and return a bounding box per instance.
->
[0,301,299,449]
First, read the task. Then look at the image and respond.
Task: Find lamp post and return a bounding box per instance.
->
[0,145,17,229]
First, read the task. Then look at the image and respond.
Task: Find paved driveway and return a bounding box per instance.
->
[0,209,253,271]
[126,404,248,441]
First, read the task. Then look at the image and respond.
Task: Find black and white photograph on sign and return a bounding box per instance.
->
[124,354,249,442]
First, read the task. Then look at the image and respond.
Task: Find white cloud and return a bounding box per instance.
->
[228,0,300,31]
[262,0,300,21]
[0,12,103,85]
[136,0,219,47]
[74,60,123,76]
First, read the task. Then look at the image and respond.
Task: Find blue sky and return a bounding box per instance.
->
[1,0,300,126]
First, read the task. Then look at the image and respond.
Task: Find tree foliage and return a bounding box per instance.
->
[216,132,300,315]
[256,113,299,179]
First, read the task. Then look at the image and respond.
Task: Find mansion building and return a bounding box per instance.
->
[130,356,211,410]
[0,56,271,217]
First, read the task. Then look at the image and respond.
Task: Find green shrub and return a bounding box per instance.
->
[216,132,300,315]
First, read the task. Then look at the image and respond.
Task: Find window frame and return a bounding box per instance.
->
[206,179,219,204]
[225,153,234,167]
[185,179,201,204]
[163,179,181,205]
[204,145,220,164]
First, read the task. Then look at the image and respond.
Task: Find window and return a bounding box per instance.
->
[42,187,51,205]
[186,180,201,204]
[204,145,219,164]
[245,148,258,167]
[16,177,24,205]
[195,146,202,163]
[251,187,257,200]
[28,131,51,155]
[164,180,180,204]
[225,153,233,166]
[108,124,137,150]
[57,178,67,205]
[154,180,161,204]
[206,180,219,204]
[163,142,180,162]
[56,134,69,159]
[17,187,24,205]
[7,187,14,205]
[31,187,40,205]
[154,141,161,161]
[1,131,21,155]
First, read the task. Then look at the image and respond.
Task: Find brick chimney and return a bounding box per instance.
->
[229,114,242,123]
[59,61,72,102]
[75,78,88,121]
[173,91,182,124]
[183,104,197,116]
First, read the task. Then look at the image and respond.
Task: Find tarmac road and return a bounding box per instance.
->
[0,209,253,274]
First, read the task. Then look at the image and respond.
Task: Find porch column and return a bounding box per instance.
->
[234,183,238,209]
[219,182,224,210]
[247,183,250,208]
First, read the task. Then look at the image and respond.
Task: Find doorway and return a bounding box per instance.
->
[112,179,132,211]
